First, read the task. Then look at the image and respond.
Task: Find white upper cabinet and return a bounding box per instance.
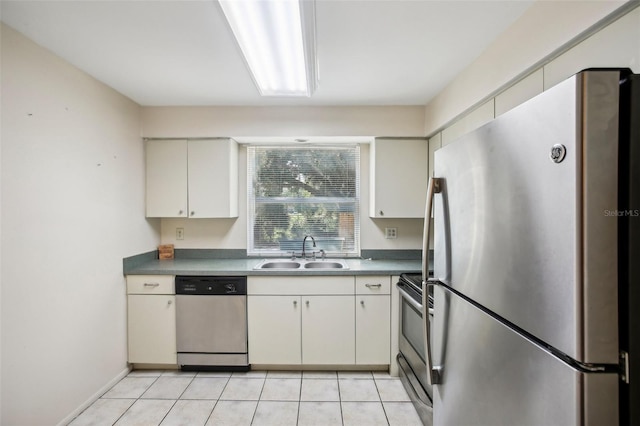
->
[428,134,442,179]
[146,138,238,218]
[369,138,428,218]
[187,139,238,218]
[146,139,188,217]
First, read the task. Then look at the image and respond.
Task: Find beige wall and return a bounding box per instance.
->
[424,1,639,137]
[0,24,159,425]
[142,105,426,138]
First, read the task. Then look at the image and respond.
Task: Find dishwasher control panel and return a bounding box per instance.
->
[175,276,247,295]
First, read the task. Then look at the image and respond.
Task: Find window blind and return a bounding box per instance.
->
[247,145,360,256]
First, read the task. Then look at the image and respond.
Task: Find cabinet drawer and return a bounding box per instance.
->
[248,276,354,295]
[355,275,390,294]
[127,275,174,294]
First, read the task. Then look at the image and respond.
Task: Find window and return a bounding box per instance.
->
[247,145,360,256]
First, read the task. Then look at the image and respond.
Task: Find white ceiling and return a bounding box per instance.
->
[1,0,533,107]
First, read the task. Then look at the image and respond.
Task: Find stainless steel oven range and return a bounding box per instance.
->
[397,272,433,425]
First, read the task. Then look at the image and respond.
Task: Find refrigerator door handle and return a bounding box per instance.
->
[423,177,443,385]
[422,177,442,281]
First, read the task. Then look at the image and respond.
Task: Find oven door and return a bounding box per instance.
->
[397,280,433,423]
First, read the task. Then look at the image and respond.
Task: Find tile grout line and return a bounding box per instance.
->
[296,374,303,426]
[249,375,267,425]
[154,373,198,425]
[201,373,231,425]
[153,373,192,425]
[337,374,345,426]
[373,376,392,426]
[109,372,163,425]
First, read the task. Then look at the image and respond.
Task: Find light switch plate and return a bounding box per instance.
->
[176,228,184,240]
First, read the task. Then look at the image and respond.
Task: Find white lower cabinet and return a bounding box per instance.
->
[127,295,177,364]
[356,295,390,364]
[126,275,177,365]
[125,274,392,367]
[302,295,355,364]
[247,276,354,365]
[247,295,302,365]
[247,275,390,366]
[248,294,355,365]
[355,275,391,365]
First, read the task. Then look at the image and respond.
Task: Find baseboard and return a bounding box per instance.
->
[250,364,389,371]
[57,366,131,426]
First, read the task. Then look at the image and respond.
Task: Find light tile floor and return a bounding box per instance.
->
[68,370,423,426]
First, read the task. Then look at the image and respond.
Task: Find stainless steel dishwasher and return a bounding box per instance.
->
[175,276,249,371]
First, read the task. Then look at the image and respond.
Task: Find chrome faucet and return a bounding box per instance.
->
[301,235,316,259]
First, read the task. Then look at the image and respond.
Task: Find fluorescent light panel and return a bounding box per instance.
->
[219,0,317,97]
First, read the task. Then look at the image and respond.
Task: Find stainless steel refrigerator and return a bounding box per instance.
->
[424,69,639,425]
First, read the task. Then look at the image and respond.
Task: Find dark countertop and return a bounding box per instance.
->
[124,257,422,276]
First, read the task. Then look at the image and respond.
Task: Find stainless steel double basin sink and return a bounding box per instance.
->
[253,258,349,270]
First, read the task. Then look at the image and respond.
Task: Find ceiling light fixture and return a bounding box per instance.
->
[218,0,318,97]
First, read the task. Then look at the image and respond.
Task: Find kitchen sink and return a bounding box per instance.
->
[303,262,345,269]
[258,261,301,269]
[253,259,349,270]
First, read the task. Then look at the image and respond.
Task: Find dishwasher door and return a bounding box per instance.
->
[176,294,248,368]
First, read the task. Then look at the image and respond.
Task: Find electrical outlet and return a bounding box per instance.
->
[176,228,184,240]
[385,227,397,239]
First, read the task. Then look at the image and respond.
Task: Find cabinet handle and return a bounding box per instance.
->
[144,283,160,287]
[365,283,382,288]
[190,211,195,216]
[379,210,384,216]
[293,300,297,306]
[305,300,309,306]
[360,300,365,306]
[167,300,172,305]
[178,210,184,215]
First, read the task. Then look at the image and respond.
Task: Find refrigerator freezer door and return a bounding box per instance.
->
[432,285,618,426]
[433,70,620,364]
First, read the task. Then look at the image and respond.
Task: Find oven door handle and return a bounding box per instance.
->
[397,284,423,312]
[397,284,436,316]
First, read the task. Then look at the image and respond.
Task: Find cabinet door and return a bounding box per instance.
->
[248,295,301,364]
[302,296,355,364]
[356,295,391,364]
[427,135,442,223]
[428,134,442,179]
[369,138,428,218]
[127,295,177,364]
[146,139,188,218]
[187,139,238,218]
